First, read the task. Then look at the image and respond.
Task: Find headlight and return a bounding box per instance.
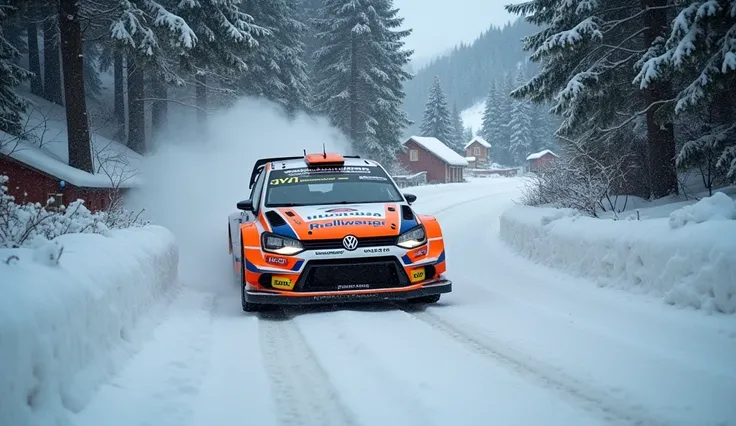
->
[261,232,304,255]
[396,225,426,249]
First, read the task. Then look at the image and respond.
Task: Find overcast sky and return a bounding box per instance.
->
[393,0,515,64]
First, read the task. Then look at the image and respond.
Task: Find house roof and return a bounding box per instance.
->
[464,136,491,149]
[526,149,559,161]
[404,136,469,167]
[1,93,142,189]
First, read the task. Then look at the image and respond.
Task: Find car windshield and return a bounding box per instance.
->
[264,165,404,207]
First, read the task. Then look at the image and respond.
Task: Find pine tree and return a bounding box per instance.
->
[480,77,512,165]
[58,0,93,172]
[0,4,31,136]
[239,0,311,116]
[508,68,533,165]
[464,126,474,142]
[176,0,268,122]
[506,0,679,198]
[634,0,736,182]
[312,0,413,164]
[449,103,467,154]
[419,76,454,144]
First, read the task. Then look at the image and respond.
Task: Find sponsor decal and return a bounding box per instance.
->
[325,207,357,213]
[410,268,426,283]
[270,176,300,185]
[358,175,388,181]
[271,276,295,290]
[412,246,428,257]
[264,255,288,266]
[337,284,370,290]
[364,247,390,254]
[315,250,344,255]
[270,176,339,185]
[305,210,384,221]
[284,166,370,175]
[309,219,386,230]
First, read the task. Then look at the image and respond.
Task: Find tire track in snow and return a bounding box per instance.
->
[294,310,437,426]
[257,309,358,426]
[397,306,668,426]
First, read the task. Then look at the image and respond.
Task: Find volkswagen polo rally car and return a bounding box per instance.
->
[228,151,451,312]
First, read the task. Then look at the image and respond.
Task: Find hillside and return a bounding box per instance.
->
[402,18,538,136]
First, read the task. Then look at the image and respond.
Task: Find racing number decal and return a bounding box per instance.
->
[410,268,425,283]
[270,177,299,185]
[271,276,295,290]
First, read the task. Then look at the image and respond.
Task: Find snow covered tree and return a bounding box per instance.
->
[419,76,455,145]
[0,4,31,136]
[464,126,474,142]
[449,103,467,154]
[634,0,736,182]
[238,0,311,116]
[508,69,533,164]
[480,77,512,165]
[58,0,93,172]
[312,0,413,164]
[506,0,678,198]
[175,0,268,122]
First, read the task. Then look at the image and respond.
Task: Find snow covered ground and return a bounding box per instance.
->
[0,226,178,426]
[3,176,726,426]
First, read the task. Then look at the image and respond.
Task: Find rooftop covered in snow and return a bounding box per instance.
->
[526,149,558,161]
[0,94,142,188]
[404,136,469,167]
[464,136,491,149]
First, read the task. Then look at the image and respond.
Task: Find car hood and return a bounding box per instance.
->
[270,203,410,240]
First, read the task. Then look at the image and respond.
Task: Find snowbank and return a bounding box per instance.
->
[499,194,736,313]
[0,226,178,426]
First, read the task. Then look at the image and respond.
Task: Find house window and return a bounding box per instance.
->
[409,149,419,161]
[474,146,481,155]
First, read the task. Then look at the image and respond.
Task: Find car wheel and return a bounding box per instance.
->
[408,294,441,304]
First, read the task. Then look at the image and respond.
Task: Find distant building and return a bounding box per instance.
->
[398,136,469,184]
[464,137,491,168]
[526,149,559,172]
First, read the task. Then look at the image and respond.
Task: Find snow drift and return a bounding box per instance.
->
[0,226,178,426]
[499,194,736,313]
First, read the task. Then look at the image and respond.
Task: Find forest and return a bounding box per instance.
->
[1,0,735,201]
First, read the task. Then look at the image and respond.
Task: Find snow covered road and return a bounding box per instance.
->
[75,178,736,426]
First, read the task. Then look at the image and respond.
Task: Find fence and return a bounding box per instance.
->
[392,171,427,188]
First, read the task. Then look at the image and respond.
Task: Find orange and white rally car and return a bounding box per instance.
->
[228,151,451,311]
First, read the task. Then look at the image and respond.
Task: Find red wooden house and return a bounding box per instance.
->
[526,149,559,172]
[1,140,139,212]
[464,137,491,168]
[398,136,468,184]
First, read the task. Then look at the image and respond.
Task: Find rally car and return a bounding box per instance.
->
[228,151,451,312]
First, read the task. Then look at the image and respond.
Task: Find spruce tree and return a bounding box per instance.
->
[450,103,467,154]
[312,0,412,164]
[0,4,31,136]
[239,0,311,115]
[419,76,454,144]
[508,69,533,164]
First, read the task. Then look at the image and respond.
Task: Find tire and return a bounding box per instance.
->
[408,294,441,304]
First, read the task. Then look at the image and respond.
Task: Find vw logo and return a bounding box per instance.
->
[342,235,358,251]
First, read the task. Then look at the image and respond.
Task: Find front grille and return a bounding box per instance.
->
[297,256,410,291]
[302,235,397,250]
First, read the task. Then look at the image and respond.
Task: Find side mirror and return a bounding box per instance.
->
[404,193,417,204]
[237,199,254,211]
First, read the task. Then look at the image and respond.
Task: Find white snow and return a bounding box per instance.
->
[404,136,469,166]
[0,93,142,188]
[499,191,736,313]
[460,100,484,132]
[525,149,558,160]
[464,136,490,149]
[0,226,178,426]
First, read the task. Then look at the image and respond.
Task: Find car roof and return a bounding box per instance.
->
[268,156,382,170]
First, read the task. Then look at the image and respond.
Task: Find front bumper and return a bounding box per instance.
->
[244,278,451,305]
